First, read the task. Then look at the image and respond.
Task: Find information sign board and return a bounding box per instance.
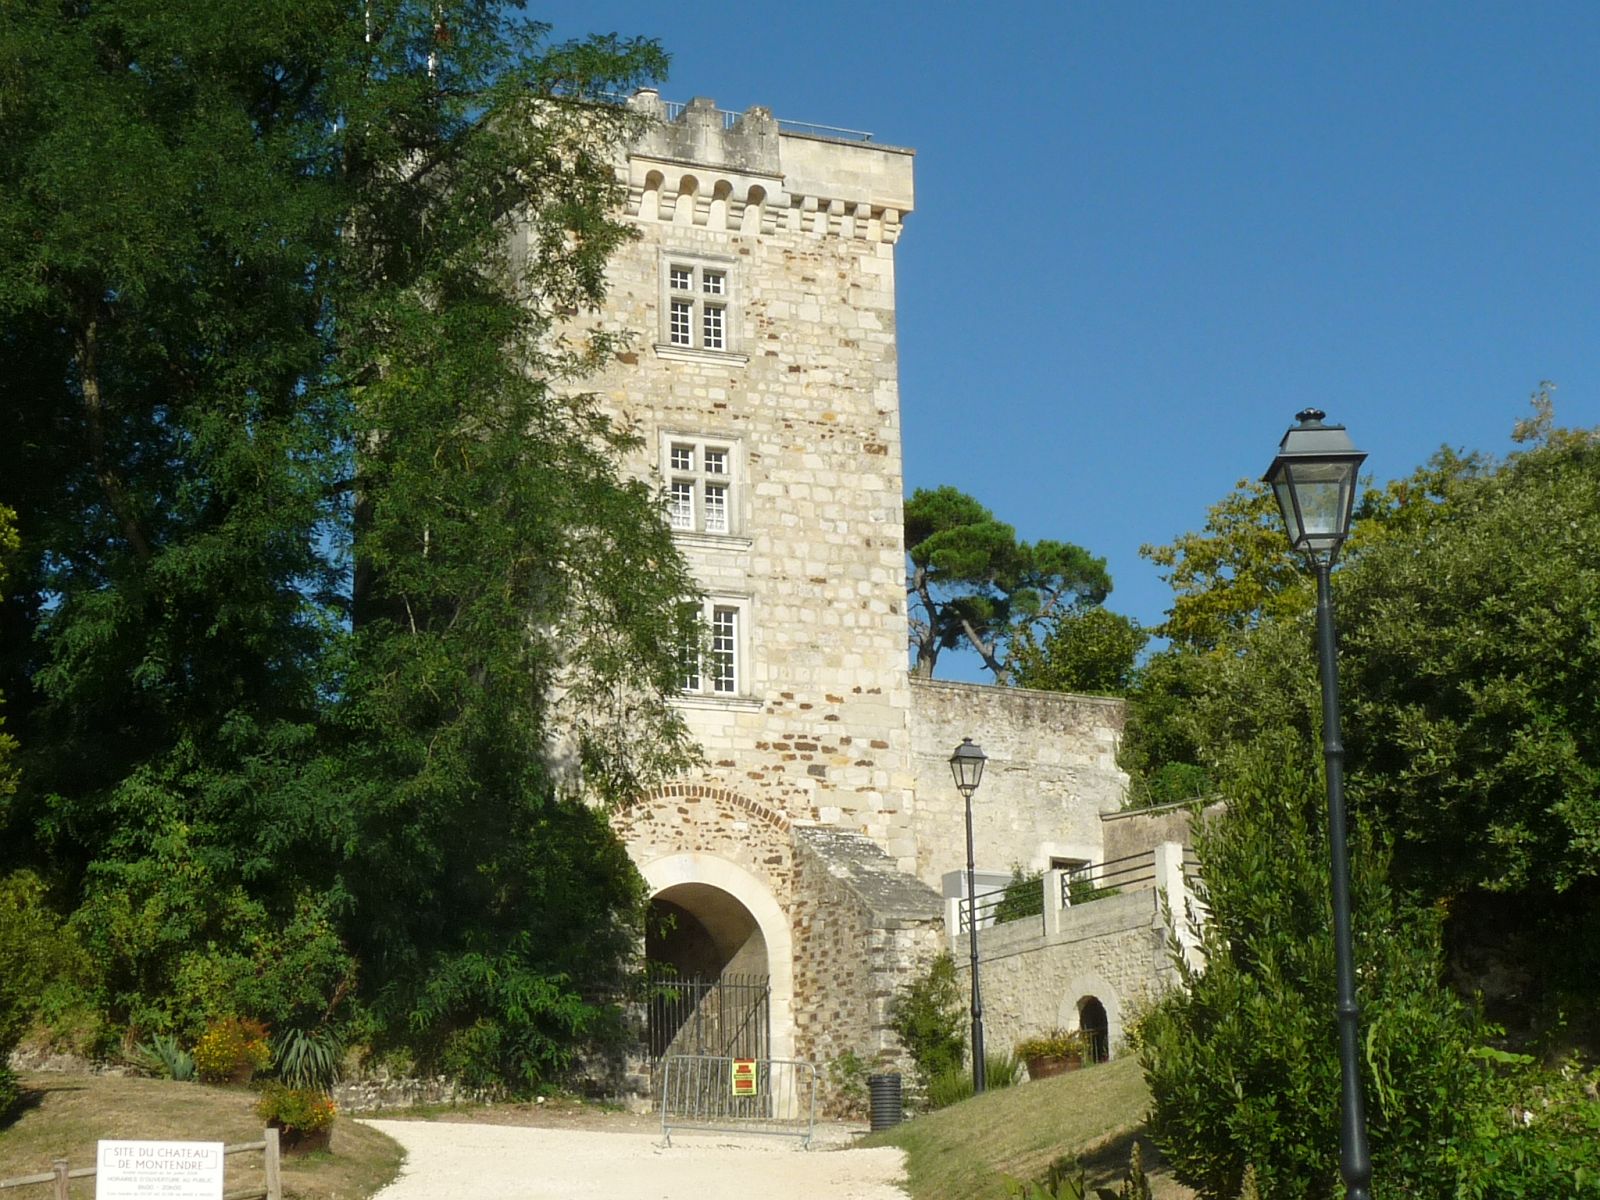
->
[96,1141,224,1200]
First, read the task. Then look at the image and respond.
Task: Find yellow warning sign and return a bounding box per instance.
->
[731,1059,758,1096]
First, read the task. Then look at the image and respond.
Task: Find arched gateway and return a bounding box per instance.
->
[640,854,795,1064]
[615,787,797,1071]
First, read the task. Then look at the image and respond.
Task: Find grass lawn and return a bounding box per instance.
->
[0,1075,404,1200]
[862,1056,1193,1200]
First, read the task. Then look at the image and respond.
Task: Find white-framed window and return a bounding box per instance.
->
[658,252,738,357]
[663,435,738,536]
[678,596,750,698]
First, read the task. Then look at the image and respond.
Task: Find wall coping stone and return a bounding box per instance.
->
[795,827,942,925]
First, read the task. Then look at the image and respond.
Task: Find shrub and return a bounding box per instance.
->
[397,937,616,1095]
[1140,746,1487,1199]
[825,1049,870,1117]
[1005,1143,1154,1200]
[255,1083,337,1134]
[889,952,966,1085]
[1003,1158,1091,1199]
[1447,1052,1600,1199]
[0,872,80,1119]
[193,1016,271,1083]
[994,867,1044,925]
[1066,874,1119,906]
[926,1065,973,1110]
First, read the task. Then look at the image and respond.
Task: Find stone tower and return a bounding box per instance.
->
[578,92,935,1071]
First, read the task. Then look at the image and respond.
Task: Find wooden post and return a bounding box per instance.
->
[263,1129,281,1200]
[51,1160,69,1200]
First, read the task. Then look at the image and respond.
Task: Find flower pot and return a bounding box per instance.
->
[227,1065,256,1085]
[271,1122,333,1155]
[1025,1052,1082,1080]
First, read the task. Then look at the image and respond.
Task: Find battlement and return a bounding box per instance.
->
[623,89,914,243]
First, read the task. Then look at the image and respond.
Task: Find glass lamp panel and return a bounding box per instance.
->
[1286,460,1359,552]
[1271,476,1302,546]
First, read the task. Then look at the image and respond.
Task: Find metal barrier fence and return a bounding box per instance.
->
[647,972,770,1063]
[658,1054,817,1147]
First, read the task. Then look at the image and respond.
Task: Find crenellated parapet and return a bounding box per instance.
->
[623,90,913,244]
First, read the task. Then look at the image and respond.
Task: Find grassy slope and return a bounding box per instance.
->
[0,1075,403,1200]
[863,1057,1193,1200]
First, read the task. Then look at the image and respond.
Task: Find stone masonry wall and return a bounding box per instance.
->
[790,827,942,1113]
[909,679,1129,889]
[612,782,794,912]
[952,889,1174,1061]
[563,95,922,869]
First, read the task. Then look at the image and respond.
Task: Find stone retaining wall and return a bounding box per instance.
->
[790,826,942,1113]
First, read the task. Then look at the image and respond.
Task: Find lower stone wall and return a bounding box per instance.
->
[790,827,943,1115]
[332,1074,498,1114]
[952,889,1176,1061]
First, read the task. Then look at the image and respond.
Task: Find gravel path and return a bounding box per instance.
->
[362,1118,909,1200]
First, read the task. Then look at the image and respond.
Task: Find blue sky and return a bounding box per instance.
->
[537,3,1599,680]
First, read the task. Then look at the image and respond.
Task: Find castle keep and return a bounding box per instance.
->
[554,92,1190,1094]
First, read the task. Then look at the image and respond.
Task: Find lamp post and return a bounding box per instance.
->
[1263,408,1372,1200]
[950,737,988,1094]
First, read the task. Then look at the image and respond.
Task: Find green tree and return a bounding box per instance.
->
[905,486,1111,682]
[1143,744,1600,1200]
[1139,481,1307,652]
[1125,401,1600,1047]
[0,2,694,1087]
[1011,605,1148,695]
[1130,422,1600,898]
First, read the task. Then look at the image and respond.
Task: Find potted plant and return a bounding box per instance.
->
[193,1017,272,1085]
[256,1083,338,1154]
[1014,1029,1087,1079]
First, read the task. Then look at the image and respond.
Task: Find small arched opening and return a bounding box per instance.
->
[1078,996,1110,1063]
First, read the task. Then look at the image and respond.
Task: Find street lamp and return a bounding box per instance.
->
[950,737,988,1094]
[1264,408,1371,1200]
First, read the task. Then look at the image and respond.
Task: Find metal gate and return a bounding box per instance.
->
[658,1054,817,1146]
[647,971,770,1064]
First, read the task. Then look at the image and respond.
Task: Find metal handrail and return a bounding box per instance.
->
[957,882,1041,933]
[1059,851,1158,908]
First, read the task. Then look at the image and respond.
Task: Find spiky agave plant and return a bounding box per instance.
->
[272,1027,344,1091]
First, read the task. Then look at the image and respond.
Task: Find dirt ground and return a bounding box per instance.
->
[361,1116,908,1200]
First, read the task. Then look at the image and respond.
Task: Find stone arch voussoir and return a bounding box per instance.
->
[618,784,792,834]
